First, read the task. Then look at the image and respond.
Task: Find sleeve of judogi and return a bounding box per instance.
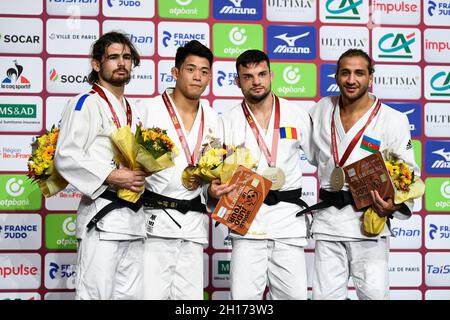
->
[54,94,112,199]
[387,111,419,220]
[296,105,315,166]
[306,102,321,167]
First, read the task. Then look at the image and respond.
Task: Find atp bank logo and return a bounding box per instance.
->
[5,177,25,197]
[267,25,316,60]
[320,64,339,97]
[0,175,41,210]
[159,0,208,19]
[271,62,316,98]
[107,0,141,8]
[1,60,31,90]
[323,0,364,20]
[425,178,450,212]
[425,141,450,174]
[213,23,263,58]
[385,102,421,137]
[213,0,262,20]
[375,29,420,61]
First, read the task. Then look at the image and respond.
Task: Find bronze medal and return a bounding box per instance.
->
[330,166,345,192]
[262,167,285,191]
[181,166,200,191]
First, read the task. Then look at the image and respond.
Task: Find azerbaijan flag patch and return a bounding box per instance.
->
[280,127,298,139]
[360,135,381,153]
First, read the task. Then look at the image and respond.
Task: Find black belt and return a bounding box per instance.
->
[142,190,207,214]
[86,190,143,232]
[264,188,311,216]
[297,188,355,216]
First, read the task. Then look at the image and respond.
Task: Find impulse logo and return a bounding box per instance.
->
[325,0,362,20]
[385,102,421,137]
[1,60,31,90]
[267,25,315,60]
[320,64,339,97]
[213,0,262,20]
[378,32,416,59]
[425,141,450,174]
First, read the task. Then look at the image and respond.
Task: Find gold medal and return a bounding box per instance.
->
[262,167,285,191]
[181,166,201,191]
[330,166,345,192]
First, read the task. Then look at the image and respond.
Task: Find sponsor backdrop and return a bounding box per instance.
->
[0,0,449,300]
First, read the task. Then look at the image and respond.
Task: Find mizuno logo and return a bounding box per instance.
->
[274,32,310,46]
[433,148,450,161]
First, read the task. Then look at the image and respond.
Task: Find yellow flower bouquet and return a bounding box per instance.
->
[110,125,177,203]
[363,149,425,236]
[193,136,257,184]
[27,126,68,197]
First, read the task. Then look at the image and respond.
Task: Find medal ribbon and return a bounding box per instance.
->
[92,83,132,128]
[241,94,280,167]
[162,91,204,166]
[331,96,382,167]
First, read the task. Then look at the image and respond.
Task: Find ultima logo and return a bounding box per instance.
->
[378,32,416,59]
[0,264,38,278]
[325,0,362,20]
[1,60,31,89]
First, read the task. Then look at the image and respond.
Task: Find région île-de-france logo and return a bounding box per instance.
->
[1,60,31,90]
[326,0,362,20]
[107,0,141,8]
[430,71,450,97]
[378,32,416,59]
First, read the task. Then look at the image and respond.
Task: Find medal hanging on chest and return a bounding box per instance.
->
[242,95,285,191]
[330,97,382,192]
[162,91,204,191]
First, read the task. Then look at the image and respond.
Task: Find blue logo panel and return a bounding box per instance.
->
[385,102,422,137]
[425,140,450,174]
[213,0,262,20]
[267,25,316,60]
[320,64,339,97]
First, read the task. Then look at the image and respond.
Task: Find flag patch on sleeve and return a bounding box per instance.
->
[280,127,298,139]
[360,135,381,153]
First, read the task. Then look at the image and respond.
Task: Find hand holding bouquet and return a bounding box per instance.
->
[110,125,177,203]
[27,126,68,197]
[192,136,257,184]
[363,149,425,236]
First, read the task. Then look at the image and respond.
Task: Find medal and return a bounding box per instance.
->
[262,167,285,191]
[163,91,204,191]
[330,96,381,192]
[330,166,345,192]
[181,166,201,191]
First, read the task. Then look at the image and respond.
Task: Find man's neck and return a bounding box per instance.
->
[339,93,375,133]
[97,80,125,103]
[171,88,199,115]
[246,94,274,130]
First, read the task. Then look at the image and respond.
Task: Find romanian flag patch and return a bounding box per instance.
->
[280,127,298,139]
[360,135,381,153]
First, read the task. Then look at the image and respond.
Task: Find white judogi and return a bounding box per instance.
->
[55,84,146,300]
[309,94,419,300]
[136,88,224,300]
[222,95,313,300]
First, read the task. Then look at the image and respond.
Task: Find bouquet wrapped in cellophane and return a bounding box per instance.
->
[110,125,177,203]
[27,125,68,197]
[193,136,258,184]
[363,149,425,237]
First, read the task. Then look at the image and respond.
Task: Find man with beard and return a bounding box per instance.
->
[219,49,313,299]
[137,40,231,299]
[308,49,419,299]
[55,31,147,299]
